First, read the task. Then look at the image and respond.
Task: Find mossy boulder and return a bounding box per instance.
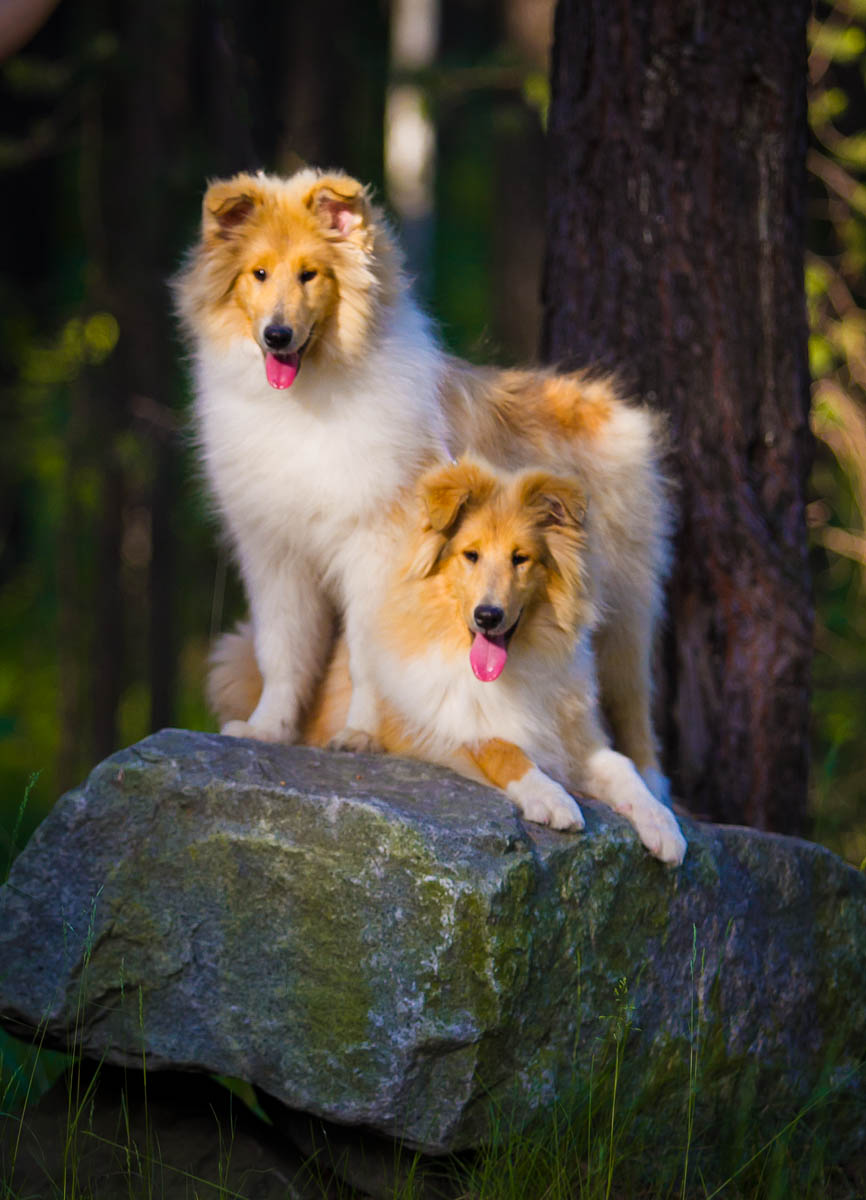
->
[1,729,864,1154]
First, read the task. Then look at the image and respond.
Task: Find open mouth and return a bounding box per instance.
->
[264,328,314,390]
[469,612,521,683]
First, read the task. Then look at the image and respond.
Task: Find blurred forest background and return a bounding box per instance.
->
[0,0,864,866]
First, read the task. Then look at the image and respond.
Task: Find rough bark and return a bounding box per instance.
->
[543,0,813,832]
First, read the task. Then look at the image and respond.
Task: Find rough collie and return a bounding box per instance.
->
[175,168,671,798]
[208,458,686,864]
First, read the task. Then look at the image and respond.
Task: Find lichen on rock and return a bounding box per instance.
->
[1,729,864,1154]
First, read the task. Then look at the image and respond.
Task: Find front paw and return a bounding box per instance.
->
[635,803,687,866]
[221,719,294,744]
[506,768,585,832]
[328,727,384,754]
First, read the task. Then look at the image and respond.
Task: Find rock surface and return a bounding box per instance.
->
[1,729,865,1154]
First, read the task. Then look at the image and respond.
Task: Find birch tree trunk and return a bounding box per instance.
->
[543,0,813,832]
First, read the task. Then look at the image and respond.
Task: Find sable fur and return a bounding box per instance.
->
[176,166,672,794]
[208,459,686,862]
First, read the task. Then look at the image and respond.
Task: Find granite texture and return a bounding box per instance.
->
[1,729,864,1153]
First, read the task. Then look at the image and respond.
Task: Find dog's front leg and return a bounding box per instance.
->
[326,528,392,754]
[461,739,584,832]
[328,608,384,754]
[579,747,687,866]
[593,603,671,805]
[223,549,332,743]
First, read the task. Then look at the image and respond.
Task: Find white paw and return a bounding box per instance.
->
[328,727,384,754]
[220,719,292,744]
[585,748,686,866]
[506,768,585,832]
[632,802,687,866]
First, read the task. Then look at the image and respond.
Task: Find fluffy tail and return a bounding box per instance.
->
[206,621,262,726]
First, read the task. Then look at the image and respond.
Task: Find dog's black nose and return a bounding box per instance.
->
[263,324,293,350]
[474,605,505,631]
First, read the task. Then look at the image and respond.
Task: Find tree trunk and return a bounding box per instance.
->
[543,0,813,833]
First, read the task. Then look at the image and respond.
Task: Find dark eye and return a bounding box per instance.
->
[299,268,317,284]
[512,552,529,567]
[253,268,267,281]
[463,550,479,564]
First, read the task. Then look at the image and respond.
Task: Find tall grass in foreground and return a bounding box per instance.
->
[439,969,864,1200]
[1,785,863,1199]
[2,972,863,1199]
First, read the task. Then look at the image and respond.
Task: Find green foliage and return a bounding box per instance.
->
[808,0,866,867]
[2,970,863,1198]
[0,3,859,1193]
[811,22,866,64]
[0,0,864,875]
[0,0,549,848]
[0,1029,67,1122]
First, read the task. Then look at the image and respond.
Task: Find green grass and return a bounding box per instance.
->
[2,993,863,1199]
[1,777,864,1198]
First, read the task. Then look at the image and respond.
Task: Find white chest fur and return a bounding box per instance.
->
[192,301,447,572]
[379,644,571,778]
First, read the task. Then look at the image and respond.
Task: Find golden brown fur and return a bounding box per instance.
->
[208,459,591,753]
[209,459,686,862]
[176,171,401,371]
[377,461,592,676]
[177,167,671,799]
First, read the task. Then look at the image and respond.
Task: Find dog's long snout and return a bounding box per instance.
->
[263,324,294,350]
[474,605,505,631]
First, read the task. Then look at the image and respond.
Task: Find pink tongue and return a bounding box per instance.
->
[265,352,299,389]
[470,631,508,682]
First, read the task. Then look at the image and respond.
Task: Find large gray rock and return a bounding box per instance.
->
[1,729,864,1154]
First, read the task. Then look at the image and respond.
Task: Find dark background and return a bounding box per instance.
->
[0,0,864,865]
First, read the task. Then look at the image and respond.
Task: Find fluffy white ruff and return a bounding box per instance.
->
[194,295,446,741]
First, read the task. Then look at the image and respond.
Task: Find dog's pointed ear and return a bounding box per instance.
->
[519,472,587,531]
[421,459,494,533]
[203,178,261,241]
[304,174,371,239]
[405,460,494,579]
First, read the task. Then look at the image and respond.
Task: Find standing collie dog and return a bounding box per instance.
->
[208,458,686,864]
[175,168,671,797]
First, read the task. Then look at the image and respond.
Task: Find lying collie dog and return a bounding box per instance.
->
[209,458,686,864]
[175,168,671,798]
